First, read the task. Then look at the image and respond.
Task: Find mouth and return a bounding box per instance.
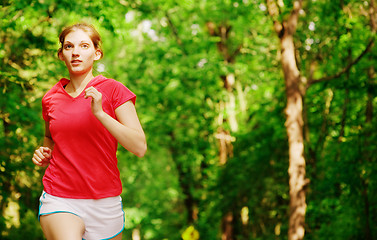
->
[71,60,82,65]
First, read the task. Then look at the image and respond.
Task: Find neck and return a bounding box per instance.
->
[69,70,94,91]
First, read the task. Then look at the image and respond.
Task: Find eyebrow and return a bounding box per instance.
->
[63,40,91,45]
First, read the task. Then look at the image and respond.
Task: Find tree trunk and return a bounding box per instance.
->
[207,22,240,240]
[280,32,308,240]
[267,1,307,239]
[267,0,376,238]
[221,212,234,240]
[207,22,239,165]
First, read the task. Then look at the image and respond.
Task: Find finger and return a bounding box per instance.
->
[32,158,42,166]
[86,87,101,94]
[32,154,43,165]
[84,90,91,99]
[32,155,41,164]
[85,92,102,102]
[33,147,51,166]
[42,147,52,156]
[88,86,99,92]
[42,146,51,152]
[84,90,97,99]
[35,149,46,160]
[85,87,98,94]
[84,87,92,97]
[37,149,51,161]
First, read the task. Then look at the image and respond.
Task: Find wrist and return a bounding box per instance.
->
[93,110,106,120]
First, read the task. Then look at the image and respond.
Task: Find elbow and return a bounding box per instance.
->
[135,142,147,158]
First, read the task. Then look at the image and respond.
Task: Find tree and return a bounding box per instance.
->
[266,0,375,239]
[1,1,377,239]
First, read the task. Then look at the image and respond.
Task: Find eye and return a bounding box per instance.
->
[81,44,90,49]
[63,44,73,49]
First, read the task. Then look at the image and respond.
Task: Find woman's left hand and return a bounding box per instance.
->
[85,86,104,117]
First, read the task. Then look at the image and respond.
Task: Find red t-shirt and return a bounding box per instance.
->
[42,75,136,199]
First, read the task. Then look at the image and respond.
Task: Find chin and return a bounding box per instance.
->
[69,68,91,75]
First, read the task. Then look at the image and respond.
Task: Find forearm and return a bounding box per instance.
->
[43,136,55,150]
[32,125,54,167]
[95,112,147,157]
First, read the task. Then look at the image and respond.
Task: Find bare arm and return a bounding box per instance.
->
[32,121,54,167]
[85,87,147,157]
[43,121,55,150]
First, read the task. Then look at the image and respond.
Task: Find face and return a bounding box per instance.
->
[59,29,101,76]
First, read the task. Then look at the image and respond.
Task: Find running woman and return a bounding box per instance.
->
[32,22,147,240]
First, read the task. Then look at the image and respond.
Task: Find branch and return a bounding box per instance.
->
[266,0,283,36]
[308,37,375,87]
[366,2,377,33]
[228,44,243,63]
[165,11,188,56]
[286,0,303,34]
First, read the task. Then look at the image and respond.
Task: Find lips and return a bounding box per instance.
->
[71,60,82,65]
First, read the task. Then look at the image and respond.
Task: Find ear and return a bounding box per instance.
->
[94,49,102,61]
[58,51,64,61]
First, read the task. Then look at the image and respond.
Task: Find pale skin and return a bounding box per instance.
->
[32,29,146,240]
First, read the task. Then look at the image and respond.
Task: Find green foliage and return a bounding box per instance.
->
[5,210,44,240]
[1,0,377,239]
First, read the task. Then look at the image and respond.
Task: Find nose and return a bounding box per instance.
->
[72,47,80,56]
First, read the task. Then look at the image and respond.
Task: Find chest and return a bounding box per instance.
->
[47,92,115,135]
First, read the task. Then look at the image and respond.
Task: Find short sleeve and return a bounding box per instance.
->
[42,95,50,121]
[111,81,136,109]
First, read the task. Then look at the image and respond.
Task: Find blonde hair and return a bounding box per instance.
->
[58,23,103,58]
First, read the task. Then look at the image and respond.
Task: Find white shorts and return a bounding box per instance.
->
[39,191,124,240]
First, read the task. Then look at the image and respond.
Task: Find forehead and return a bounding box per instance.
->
[64,29,92,43]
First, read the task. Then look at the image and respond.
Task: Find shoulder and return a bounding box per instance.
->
[42,78,67,104]
[95,76,127,89]
[94,76,134,94]
[94,76,136,106]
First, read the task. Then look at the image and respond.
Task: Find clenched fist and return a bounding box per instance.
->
[85,86,103,117]
[32,147,52,167]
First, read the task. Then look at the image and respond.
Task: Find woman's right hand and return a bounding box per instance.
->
[32,147,52,167]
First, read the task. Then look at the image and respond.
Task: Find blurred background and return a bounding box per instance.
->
[1,0,377,239]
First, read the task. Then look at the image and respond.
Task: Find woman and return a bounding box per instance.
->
[32,23,147,240]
